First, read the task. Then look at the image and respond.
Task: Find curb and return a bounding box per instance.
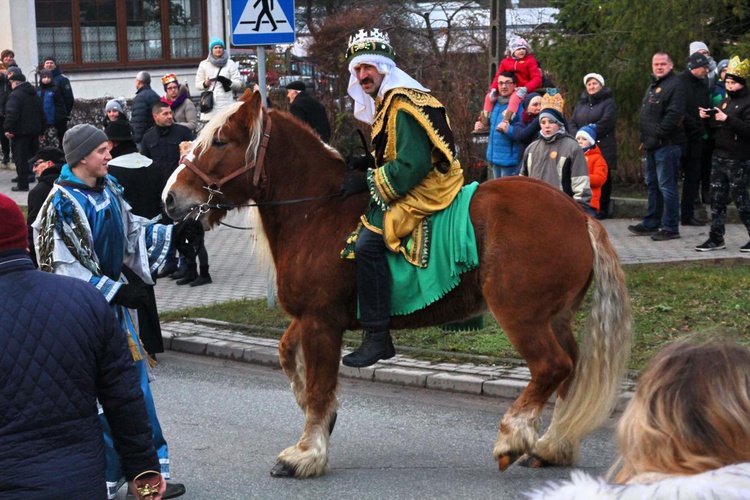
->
[162,320,635,413]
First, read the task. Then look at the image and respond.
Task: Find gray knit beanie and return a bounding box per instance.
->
[63,124,109,167]
[105,99,123,114]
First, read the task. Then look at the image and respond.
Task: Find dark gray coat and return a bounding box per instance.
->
[569,87,617,169]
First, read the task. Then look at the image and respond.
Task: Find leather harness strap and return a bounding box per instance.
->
[183,113,272,192]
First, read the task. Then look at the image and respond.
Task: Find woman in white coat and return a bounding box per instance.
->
[195,37,242,122]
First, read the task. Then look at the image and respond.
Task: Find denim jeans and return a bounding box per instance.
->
[492,164,520,179]
[354,226,391,327]
[643,144,681,233]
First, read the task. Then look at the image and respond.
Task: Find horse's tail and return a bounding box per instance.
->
[536,217,633,463]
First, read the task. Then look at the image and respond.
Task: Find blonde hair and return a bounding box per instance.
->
[612,341,750,483]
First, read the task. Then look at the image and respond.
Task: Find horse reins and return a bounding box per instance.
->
[179,113,343,227]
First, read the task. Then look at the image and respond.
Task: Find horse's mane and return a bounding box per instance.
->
[194,101,263,167]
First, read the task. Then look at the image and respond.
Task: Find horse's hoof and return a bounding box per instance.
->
[270,461,296,478]
[328,412,338,435]
[517,454,554,468]
[497,452,521,471]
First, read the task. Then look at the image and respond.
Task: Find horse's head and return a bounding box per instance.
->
[163,89,266,228]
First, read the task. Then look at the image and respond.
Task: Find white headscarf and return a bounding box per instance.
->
[347,54,428,124]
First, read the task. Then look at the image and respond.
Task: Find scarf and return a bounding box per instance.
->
[209,51,228,68]
[347,56,428,124]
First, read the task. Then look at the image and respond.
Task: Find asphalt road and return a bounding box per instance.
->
[126,351,620,499]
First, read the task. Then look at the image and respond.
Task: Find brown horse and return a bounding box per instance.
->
[163,89,632,478]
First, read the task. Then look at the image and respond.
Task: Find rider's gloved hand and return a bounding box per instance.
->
[347,154,375,172]
[340,170,369,200]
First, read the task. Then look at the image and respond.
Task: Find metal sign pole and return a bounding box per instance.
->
[257,46,268,106]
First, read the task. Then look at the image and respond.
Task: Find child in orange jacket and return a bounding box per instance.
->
[476,37,543,131]
[576,124,608,214]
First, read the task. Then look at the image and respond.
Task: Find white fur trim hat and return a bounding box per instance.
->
[583,73,605,87]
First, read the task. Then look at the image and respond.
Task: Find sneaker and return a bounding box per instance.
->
[696,238,726,252]
[628,223,658,236]
[741,241,750,253]
[651,229,681,241]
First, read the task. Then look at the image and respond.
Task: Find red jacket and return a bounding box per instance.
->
[584,146,608,212]
[490,54,543,93]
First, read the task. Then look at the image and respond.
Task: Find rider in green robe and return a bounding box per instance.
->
[340,29,464,367]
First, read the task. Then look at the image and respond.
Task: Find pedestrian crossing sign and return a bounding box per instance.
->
[231,0,296,46]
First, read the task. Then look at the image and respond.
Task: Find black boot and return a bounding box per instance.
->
[176,269,198,285]
[342,326,395,368]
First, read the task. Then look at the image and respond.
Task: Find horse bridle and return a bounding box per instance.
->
[180,114,273,220]
[177,111,346,226]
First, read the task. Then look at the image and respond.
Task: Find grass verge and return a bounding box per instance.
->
[160,259,750,371]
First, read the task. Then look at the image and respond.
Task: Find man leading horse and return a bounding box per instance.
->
[340,29,465,368]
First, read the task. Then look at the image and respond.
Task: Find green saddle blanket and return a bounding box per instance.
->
[341,182,480,317]
[388,181,479,316]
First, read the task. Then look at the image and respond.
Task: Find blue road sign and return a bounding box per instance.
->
[231,0,296,46]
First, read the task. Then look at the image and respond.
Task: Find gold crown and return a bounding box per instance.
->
[162,73,178,86]
[727,55,750,80]
[346,29,396,62]
[540,91,565,115]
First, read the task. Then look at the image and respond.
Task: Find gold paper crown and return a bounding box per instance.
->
[346,29,396,62]
[540,91,565,115]
[162,73,178,86]
[727,56,750,80]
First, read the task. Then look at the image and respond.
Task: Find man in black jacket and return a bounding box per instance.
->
[0,193,166,499]
[131,71,161,148]
[629,52,686,241]
[286,80,332,142]
[26,146,64,267]
[3,71,44,192]
[677,52,711,226]
[42,57,74,141]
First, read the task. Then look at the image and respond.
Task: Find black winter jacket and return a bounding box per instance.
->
[108,141,165,219]
[26,164,62,266]
[0,67,15,117]
[711,86,750,160]
[131,84,161,142]
[3,81,45,136]
[0,251,159,498]
[639,70,686,150]
[569,87,618,169]
[676,69,711,142]
[50,65,75,116]
[141,123,194,188]
[290,91,332,143]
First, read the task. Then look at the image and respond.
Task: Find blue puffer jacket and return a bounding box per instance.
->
[486,99,520,168]
[0,250,159,499]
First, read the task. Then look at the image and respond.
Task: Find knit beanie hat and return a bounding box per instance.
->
[209,37,225,51]
[717,59,730,75]
[8,71,25,82]
[105,99,123,114]
[576,124,597,146]
[686,52,710,70]
[63,124,109,167]
[509,37,529,55]
[583,73,605,87]
[689,41,709,55]
[0,193,28,252]
[40,69,53,79]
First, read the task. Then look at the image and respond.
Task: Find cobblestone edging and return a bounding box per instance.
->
[162,320,635,413]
